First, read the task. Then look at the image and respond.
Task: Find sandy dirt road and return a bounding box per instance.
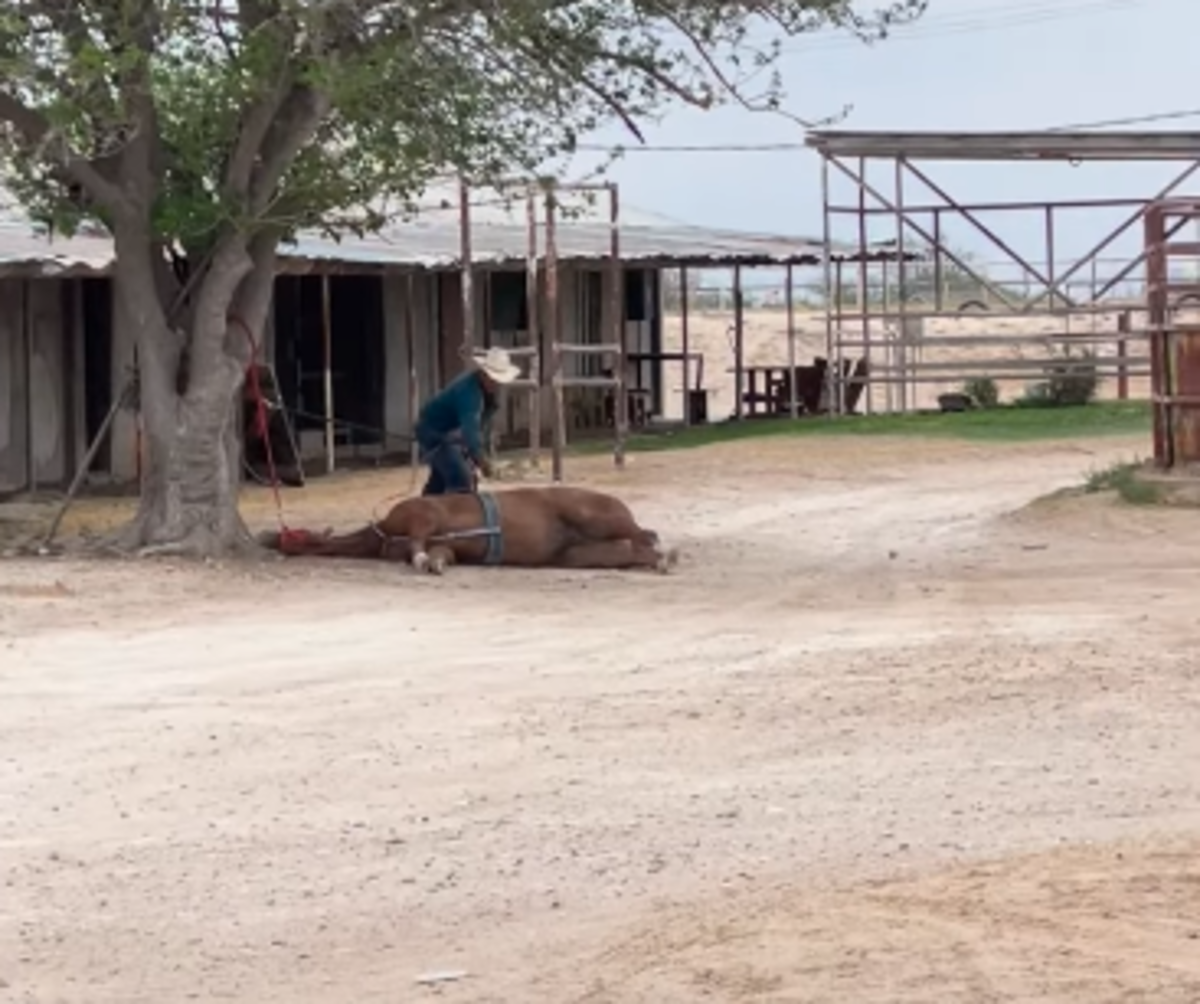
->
[3,432,1200,1003]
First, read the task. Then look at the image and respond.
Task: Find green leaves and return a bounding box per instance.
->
[0,0,926,252]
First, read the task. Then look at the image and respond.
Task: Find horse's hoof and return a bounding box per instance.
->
[655,547,679,574]
[429,555,447,576]
[412,551,430,573]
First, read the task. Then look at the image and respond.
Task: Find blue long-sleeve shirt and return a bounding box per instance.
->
[415,371,496,461]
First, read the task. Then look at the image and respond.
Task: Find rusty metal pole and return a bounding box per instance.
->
[1116,309,1130,401]
[459,177,474,360]
[609,183,626,468]
[545,185,565,482]
[1147,200,1200,469]
[932,209,944,311]
[895,155,909,413]
[525,188,541,467]
[1145,203,1169,466]
[1045,205,1056,312]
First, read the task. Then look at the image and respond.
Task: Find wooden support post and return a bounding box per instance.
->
[609,183,626,468]
[733,265,744,420]
[546,186,565,482]
[680,264,691,425]
[786,262,798,419]
[22,280,36,493]
[320,272,335,474]
[405,271,419,481]
[459,177,474,356]
[526,188,541,467]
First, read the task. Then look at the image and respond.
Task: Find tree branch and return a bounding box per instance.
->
[0,91,130,214]
[248,85,332,215]
[225,74,294,198]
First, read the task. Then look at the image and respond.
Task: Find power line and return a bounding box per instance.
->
[1047,108,1200,131]
[779,0,1148,53]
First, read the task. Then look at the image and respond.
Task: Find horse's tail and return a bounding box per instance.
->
[259,525,384,559]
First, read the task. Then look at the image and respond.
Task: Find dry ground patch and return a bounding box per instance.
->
[3,431,1200,1002]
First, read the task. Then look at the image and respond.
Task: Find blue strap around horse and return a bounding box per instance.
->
[477,491,503,565]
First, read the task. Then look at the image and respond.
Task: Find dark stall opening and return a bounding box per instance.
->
[273,273,386,453]
[80,278,113,473]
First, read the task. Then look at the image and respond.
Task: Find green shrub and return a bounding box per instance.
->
[1015,347,1099,408]
[1045,349,1099,406]
[1084,460,1161,505]
[963,376,1000,409]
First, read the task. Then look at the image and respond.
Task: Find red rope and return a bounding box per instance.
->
[229,315,305,551]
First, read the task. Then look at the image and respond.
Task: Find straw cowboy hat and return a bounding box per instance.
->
[470,346,522,384]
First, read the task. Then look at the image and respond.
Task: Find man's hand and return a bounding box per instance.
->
[475,456,495,480]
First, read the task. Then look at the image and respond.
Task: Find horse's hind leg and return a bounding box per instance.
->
[556,540,675,573]
[563,499,661,550]
[389,512,440,572]
[426,543,457,576]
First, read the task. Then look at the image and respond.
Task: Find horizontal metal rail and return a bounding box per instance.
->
[553,375,622,388]
[831,332,1152,350]
[850,369,1151,385]
[863,357,1150,374]
[827,303,1151,322]
[557,342,622,355]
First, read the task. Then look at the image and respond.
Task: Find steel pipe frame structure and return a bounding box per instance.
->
[458,177,625,482]
[805,131,1200,416]
[1144,198,1200,469]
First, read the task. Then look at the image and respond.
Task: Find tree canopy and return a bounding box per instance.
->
[0,0,926,258]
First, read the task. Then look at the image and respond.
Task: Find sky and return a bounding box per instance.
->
[560,0,1200,289]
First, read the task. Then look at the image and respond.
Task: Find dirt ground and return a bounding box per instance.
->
[4,431,1200,1003]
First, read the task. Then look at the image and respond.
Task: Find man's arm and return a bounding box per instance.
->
[458,379,486,463]
[481,399,498,458]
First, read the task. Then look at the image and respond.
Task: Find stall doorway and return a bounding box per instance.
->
[80,278,113,473]
[273,274,385,449]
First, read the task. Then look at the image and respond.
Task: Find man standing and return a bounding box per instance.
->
[414,346,521,496]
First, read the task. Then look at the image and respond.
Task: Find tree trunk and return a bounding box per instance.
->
[106,228,264,558]
[121,383,254,557]
[113,335,256,558]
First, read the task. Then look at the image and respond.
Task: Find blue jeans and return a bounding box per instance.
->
[418,434,476,496]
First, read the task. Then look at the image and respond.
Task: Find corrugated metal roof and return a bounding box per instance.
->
[283,219,912,269]
[0,183,918,277]
[805,130,1200,161]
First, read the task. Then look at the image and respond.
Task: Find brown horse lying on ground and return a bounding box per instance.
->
[260,486,679,575]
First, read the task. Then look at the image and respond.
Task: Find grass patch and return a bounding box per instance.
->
[574,401,1151,456]
[1083,459,1163,505]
